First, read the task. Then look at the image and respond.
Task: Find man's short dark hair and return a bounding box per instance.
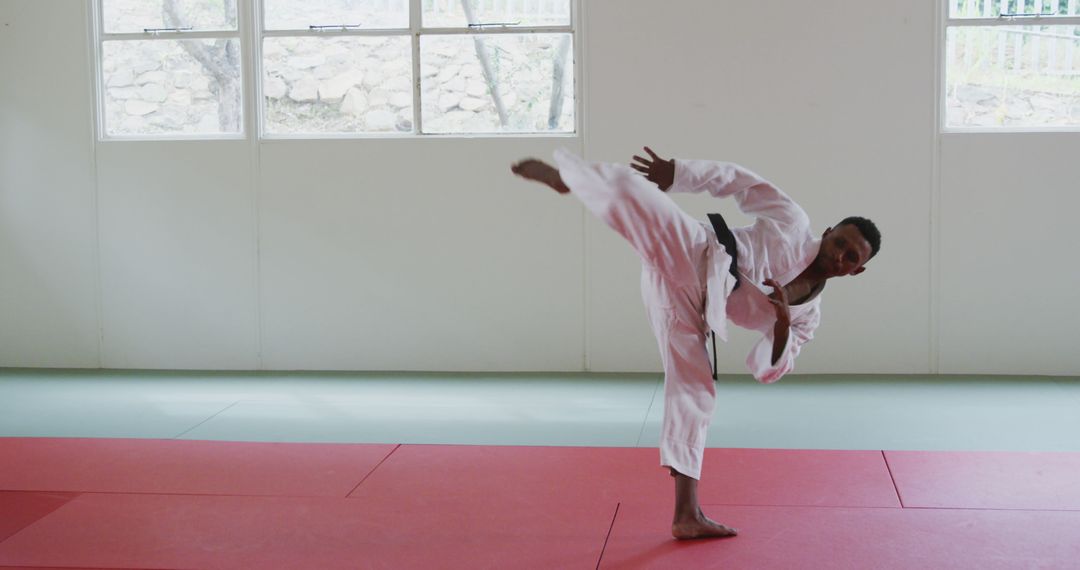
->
[838,216,881,259]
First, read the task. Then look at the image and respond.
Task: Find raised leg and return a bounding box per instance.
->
[514,150,708,287]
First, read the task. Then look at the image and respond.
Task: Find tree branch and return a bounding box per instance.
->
[461,0,509,126]
[162,0,236,80]
[547,35,571,129]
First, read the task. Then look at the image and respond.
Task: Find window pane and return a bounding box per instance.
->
[422,0,571,28]
[420,34,574,134]
[103,0,238,33]
[102,39,242,136]
[949,0,1080,19]
[946,26,1080,128]
[264,0,409,31]
[263,36,413,134]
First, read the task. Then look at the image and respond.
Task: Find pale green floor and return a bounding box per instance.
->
[1,369,1078,451]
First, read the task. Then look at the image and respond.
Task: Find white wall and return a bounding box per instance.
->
[939,133,1080,375]
[96,141,259,369]
[582,1,933,374]
[1,0,100,367]
[256,138,584,371]
[1,0,1076,375]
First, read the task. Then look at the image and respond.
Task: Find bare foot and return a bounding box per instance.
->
[511,159,570,194]
[671,513,739,540]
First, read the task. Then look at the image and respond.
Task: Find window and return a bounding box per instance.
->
[944,0,1080,130]
[94,0,245,138]
[92,0,578,139]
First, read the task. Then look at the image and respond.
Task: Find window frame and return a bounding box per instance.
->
[90,0,582,141]
[941,0,1080,133]
[89,0,253,141]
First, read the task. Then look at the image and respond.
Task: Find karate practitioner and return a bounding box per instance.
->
[511,147,881,540]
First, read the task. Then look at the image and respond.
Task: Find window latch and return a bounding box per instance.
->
[468,22,521,29]
[309,24,363,31]
[143,26,193,34]
[998,11,1057,18]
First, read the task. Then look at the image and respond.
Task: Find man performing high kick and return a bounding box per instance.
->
[511,147,881,539]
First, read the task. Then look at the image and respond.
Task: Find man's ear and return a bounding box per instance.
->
[852,266,866,276]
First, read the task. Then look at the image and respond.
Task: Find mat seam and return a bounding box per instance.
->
[699,502,1080,513]
[5,494,1069,513]
[171,401,242,439]
[634,379,662,447]
[894,505,1080,513]
[702,502,901,510]
[6,490,381,499]
[0,566,181,570]
[0,566,185,570]
[595,502,620,570]
[345,444,402,498]
[0,492,84,550]
[882,450,905,508]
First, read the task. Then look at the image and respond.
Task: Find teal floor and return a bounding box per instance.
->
[1,369,1078,452]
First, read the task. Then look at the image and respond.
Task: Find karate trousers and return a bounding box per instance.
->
[553,149,726,481]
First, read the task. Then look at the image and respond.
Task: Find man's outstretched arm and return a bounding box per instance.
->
[630,146,809,230]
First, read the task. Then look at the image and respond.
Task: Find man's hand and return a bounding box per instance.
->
[763,278,791,326]
[764,278,791,366]
[631,146,675,191]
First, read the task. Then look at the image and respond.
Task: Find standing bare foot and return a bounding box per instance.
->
[511,159,570,194]
[671,510,739,540]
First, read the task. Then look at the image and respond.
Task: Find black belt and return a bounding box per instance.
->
[707,213,740,291]
[706,213,739,382]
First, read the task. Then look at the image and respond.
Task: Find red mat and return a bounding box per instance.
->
[599,502,1080,569]
[886,450,1080,510]
[348,445,900,509]
[0,567,158,570]
[349,444,668,506]
[3,439,1079,568]
[0,438,395,497]
[696,448,899,507]
[0,492,78,543]
[0,567,156,570]
[0,492,615,570]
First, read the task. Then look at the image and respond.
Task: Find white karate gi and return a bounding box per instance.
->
[553,149,822,480]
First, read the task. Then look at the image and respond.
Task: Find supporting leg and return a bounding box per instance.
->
[669,468,739,539]
[641,270,738,540]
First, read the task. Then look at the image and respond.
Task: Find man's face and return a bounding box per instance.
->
[818,224,872,278]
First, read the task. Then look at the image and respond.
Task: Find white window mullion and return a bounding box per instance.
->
[572,0,582,136]
[92,0,106,140]
[242,0,257,141]
[411,0,422,134]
